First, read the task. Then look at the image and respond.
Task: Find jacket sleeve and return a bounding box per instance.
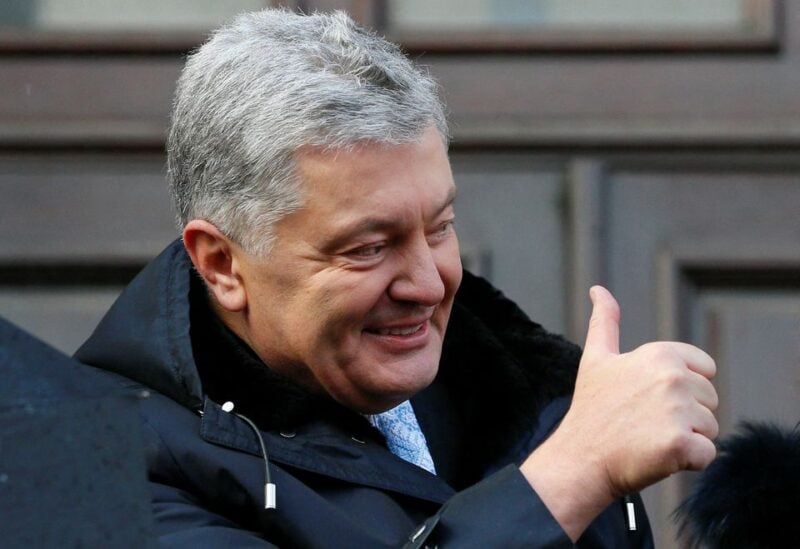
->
[405,465,653,549]
[404,396,654,549]
[405,465,573,548]
[151,481,277,548]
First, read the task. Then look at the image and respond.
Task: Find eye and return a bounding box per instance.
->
[430,219,455,240]
[348,243,386,259]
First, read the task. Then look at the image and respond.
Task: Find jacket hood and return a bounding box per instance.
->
[76,240,202,410]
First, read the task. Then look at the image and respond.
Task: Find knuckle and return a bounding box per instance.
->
[659,366,688,390]
[709,418,720,440]
[588,314,604,332]
[704,443,718,466]
[692,348,716,377]
[704,409,720,439]
[707,385,720,411]
[666,430,693,457]
[691,441,717,471]
[665,398,688,419]
[706,357,718,377]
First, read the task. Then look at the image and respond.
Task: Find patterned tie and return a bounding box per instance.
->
[367,400,437,475]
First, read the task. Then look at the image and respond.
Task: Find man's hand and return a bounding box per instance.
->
[520,286,719,541]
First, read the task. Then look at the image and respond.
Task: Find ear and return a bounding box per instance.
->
[182,220,247,312]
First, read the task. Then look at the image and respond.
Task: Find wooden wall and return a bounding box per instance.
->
[1,2,798,546]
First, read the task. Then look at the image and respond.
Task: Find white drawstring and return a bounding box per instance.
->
[222,401,276,510]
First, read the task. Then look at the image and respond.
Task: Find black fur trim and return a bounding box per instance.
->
[437,271,579,477]
[675,421,800,549]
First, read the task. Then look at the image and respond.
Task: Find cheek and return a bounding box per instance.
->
[311,269,392,331]
[437,241,463,295]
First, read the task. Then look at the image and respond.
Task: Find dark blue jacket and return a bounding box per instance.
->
[76,240,654,548]
[0,316,155,547]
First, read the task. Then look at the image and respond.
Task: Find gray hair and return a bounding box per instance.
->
[167,9,449,256]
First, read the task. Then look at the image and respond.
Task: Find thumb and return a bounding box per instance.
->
[582,285,621,362]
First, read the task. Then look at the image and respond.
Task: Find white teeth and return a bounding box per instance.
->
[376,324,423,336]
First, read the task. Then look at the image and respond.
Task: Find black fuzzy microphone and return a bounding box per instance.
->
[675,421,800,548]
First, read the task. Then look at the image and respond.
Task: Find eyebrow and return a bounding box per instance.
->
[324,185,457,250]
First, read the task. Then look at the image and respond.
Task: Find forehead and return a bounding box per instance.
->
[291,127,455,225]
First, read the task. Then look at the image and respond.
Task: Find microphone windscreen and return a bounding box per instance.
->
[675,421,800,548]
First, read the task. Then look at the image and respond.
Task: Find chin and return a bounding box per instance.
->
[353,365,439,414]
[385,361,439,400]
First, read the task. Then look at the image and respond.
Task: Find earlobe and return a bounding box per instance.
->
[183,220,247,312]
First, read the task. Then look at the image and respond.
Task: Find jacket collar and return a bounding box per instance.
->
[76,240,203,410]
[189,271,352,432]
[199,397,456,504]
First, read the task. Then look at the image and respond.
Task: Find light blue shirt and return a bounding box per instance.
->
[367,400,437,475]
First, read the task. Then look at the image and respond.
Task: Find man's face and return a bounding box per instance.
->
[233,126,462,413]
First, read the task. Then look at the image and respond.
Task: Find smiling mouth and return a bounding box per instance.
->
[370,324,424,336]
[364,318,430,336]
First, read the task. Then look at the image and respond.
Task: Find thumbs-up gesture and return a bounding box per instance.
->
[521,286,719,541]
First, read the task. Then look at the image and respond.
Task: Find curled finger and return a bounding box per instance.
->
[689,371,719,412]
[691,403,719,442]
[684,431,717,472]
[670,342,716,379]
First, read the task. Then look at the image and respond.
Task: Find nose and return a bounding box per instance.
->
[388,237,446,306]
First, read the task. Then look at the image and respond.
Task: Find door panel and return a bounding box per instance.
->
[568,156,800,547]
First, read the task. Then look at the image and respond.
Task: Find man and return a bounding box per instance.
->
[76,9,718,547]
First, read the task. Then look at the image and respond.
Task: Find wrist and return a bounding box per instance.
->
[520,425,615,542]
